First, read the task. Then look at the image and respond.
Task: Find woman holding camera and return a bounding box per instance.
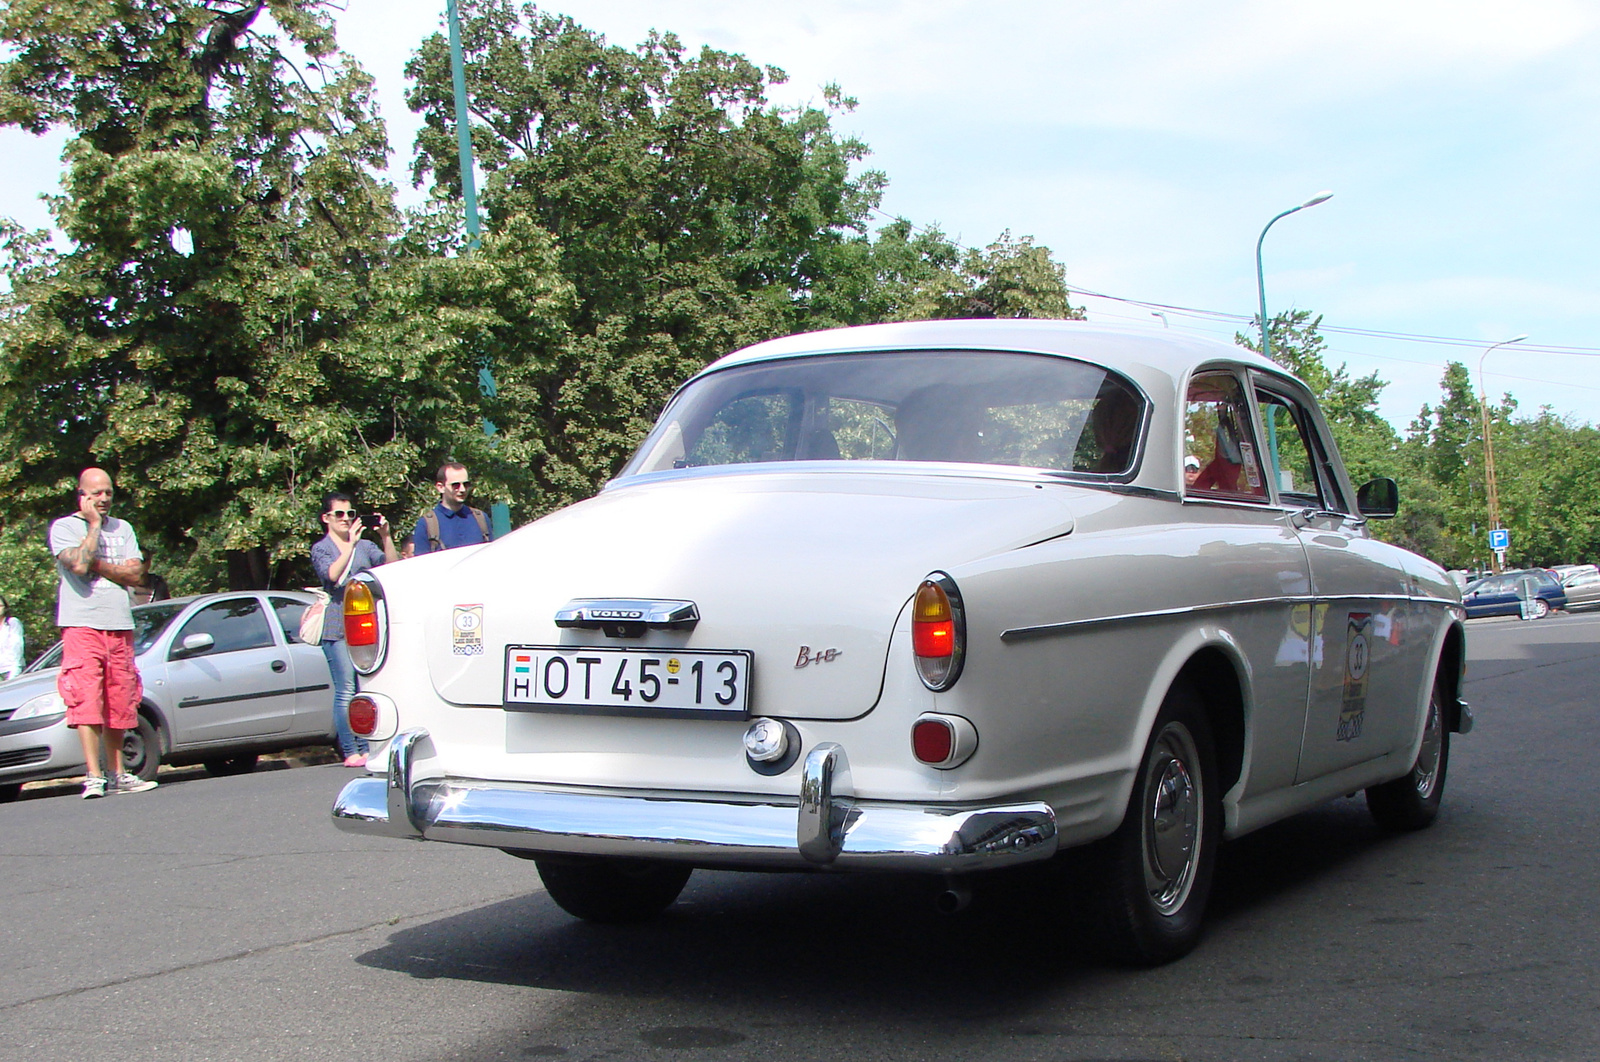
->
[311,492,398,767]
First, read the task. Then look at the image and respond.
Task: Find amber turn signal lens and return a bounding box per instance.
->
[912,580,955,658]
[344,581,377,646]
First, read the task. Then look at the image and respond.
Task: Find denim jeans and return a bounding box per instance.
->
[321,637,369,758]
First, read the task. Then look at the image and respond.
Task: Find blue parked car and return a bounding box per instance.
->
[1462,569,1566,619]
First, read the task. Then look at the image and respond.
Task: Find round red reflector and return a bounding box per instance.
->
[348,695,379,737]
[912,718,954,765]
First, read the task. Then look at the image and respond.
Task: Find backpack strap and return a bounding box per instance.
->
[469,507,491,542]
[423,509,443,553]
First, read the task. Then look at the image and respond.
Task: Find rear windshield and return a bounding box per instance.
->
[622,350,1146,478]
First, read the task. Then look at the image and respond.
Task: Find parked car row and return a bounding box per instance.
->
[1461,564,1600,619]
[0,591,337,801]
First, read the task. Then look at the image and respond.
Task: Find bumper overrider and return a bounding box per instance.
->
[332,728,1060,872]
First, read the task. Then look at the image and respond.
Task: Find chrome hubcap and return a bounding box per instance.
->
[1413,694,1443,798]
[1143,722,1202,916]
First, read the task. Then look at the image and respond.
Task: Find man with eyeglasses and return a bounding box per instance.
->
[410,462,491,556]
[48,468,158,798]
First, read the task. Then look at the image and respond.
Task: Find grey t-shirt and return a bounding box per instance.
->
[310,535,385,642]
[49,514,140,631]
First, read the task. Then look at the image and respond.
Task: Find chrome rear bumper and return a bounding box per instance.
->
[332,728,1058,873]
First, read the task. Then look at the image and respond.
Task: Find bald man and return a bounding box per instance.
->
[49,468,156,798]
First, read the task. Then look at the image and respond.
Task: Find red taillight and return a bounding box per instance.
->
[911,713,978,769]
[344,581,377,646]
[912,581,955,658]
[912,718,954,764]
[911,575,965,690]
[348,695,378,737]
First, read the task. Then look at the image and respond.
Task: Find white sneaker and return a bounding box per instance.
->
[113,773,158,795]
[82,775,108,799]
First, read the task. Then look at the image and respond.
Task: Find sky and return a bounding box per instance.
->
[5,0,1600,431]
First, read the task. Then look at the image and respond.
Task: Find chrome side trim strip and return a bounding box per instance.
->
[1002,597,1312,643]
[1002,592,1435,643]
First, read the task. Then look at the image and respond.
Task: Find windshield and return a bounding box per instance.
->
[25,601,186,672]
[622,350,1146,478]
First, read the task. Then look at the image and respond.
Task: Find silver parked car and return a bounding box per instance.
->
[1560,566,1600,612]
[0,591,336,801]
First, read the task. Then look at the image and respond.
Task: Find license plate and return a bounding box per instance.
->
[503,645,753,717]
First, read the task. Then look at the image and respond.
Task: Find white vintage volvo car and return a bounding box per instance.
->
[332,319,1468,964]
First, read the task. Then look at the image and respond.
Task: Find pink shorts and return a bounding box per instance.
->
[59,627,143,730]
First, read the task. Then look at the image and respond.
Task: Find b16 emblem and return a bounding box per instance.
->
[795,646,842,669]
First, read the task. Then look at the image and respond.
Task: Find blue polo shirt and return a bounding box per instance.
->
[411,504,489,555]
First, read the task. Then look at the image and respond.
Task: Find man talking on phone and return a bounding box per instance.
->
[410,462,490,555]
[49,468,157,798]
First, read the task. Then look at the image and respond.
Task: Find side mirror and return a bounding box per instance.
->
[1356,477,1399,519]
[175,632,215,657]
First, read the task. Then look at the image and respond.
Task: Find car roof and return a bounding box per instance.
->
[700,319,1283,390]
[131,589,313,613]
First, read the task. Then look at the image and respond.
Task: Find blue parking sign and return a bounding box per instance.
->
[1488,527,1510,551]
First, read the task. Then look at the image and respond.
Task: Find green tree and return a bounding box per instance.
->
[0,0,517,599]
[403,2,1079,509]
[1237,310,1400,488]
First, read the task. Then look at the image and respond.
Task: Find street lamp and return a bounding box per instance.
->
[1255,191,1333,361]
[446,0,511,539]
[1477,333,1528,572]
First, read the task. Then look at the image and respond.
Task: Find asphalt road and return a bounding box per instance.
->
[2,612,1597,1062]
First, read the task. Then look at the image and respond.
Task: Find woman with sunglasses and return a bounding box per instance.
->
[311,492,398,767]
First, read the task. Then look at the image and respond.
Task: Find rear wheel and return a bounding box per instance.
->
[121,715,161,782]
[202,754,259,777]
[1086,681,1220,965]
[1366,678,1448,831]
[533,855,692,924]
[1531,597,1551,619]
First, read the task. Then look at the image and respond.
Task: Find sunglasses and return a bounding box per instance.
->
[327,509,358,519]
[446,481,471,489]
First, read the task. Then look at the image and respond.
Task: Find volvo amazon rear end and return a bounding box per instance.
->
[332,321,1164,924]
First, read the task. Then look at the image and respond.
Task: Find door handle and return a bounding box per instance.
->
[271,660,287,673]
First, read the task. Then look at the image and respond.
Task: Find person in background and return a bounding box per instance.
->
[310,492,398,767]
[49,468,158,797]
[0,594,24,681]
[128,550,170,606]
[411,462,490,555]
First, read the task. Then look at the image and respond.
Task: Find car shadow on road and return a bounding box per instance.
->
[354,797,1400,1019]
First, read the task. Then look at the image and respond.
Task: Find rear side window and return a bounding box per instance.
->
[170,598,274,658]
[269,596,309,645]
[1184,372,1266,500]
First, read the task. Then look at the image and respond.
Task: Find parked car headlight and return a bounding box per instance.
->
[911,572,966,691]
[344,575,388,675]
[12,691,66,720]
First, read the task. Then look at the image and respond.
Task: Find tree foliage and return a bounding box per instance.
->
[0,0,489,637]
[402,1,1080,508]
[0,1,1081,642]
[1239,312,1600,571]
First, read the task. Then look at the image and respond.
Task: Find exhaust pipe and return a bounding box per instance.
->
[935,876,973,914]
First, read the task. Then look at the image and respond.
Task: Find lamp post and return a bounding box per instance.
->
[446,0,511,539]
[1477,333,1528,573]
[1255,191,1333,361]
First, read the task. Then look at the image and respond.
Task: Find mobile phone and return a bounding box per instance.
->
[361,513,383,529]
